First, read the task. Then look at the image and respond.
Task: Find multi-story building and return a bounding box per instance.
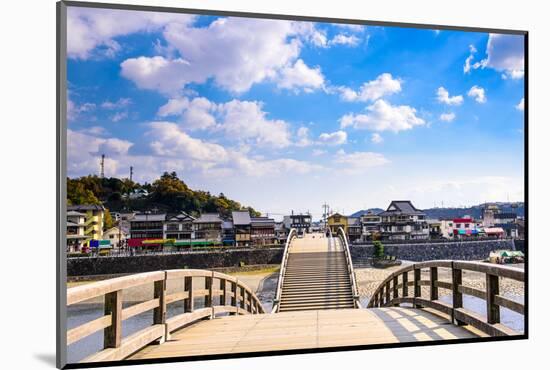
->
[427,220,442,239]
[482,204,500,227]
[232,211,252,246]
[378,201,429,240]
[67,204,105,246]
[289,213,312,235]
[360,211,381,241]
[347,217,362,243]
[193,213,223,242]
[66,210,87,252]
[440,219,454,239]
[452,217,482,238]
[164,212,195,241]
[128,213,166,247]
[250,216,276,245]
[494,212,518,238]
[327,213,348,235]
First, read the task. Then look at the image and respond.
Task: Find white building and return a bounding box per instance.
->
[102,226,128,248]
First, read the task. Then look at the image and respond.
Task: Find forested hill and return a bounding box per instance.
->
[351,203,524,219]
[67,172,260,218]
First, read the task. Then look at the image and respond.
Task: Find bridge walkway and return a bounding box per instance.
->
[278,233,355,312]
[130,307,479,360]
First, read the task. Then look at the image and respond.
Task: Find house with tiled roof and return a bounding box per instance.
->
[378,201,429,240]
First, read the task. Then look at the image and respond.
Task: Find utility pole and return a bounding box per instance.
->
[130,166,133,182]
[322,203,330,229]
[100,154,105,178]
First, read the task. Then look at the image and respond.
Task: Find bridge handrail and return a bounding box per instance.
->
[336,227,361,308]
[67,269,264,363]
[272,228,297,313]
[366,260,524,337]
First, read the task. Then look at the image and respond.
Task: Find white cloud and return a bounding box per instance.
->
[340,99,425,133]
[516,98,524,111]
[276,59,325,92]
[334,24,366,32]
[338,73,402,102]
[371,133,383,143]
[436,87,463,106]
[318,130,348,146]
[329,34,360,47]
[121,17,316,94]
[463,35,524,79]
[67,7,194,59]
[312,149,326,156]
[67,99,95,121]
[110,112,128,122]
[467,85,487,103]
[484,34,524,79]
[439,112,456,122]
[296,126,313,147]
[218,100,292,148]
[334,149,390,173]
[101,98,132,110]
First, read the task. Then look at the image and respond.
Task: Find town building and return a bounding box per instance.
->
[250,216,276,245]
[67,204,106,246]
[427,220,442,239]
[66,210,87,252]
[222,220,235,246]
[164,212,195,241]
[193,213,223,242]
[440,219,454,239]
[327,213,348,235]
[452,217,482,238]
[347,217,362,243]
[289,213,312,235]
[232,211,252,246]
[360,211,381,241]
[482,204,500,227]
[378,201,429,240]
[102,226,128,248]
[494,212,519,238]
[128,213,166,247]
[274,221,288,243]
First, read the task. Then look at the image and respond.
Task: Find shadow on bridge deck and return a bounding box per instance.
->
[129,307,479,360]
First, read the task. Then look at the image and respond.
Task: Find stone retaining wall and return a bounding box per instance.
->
[351,239,515,262]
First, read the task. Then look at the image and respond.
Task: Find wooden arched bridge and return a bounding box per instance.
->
[66,229,525,363]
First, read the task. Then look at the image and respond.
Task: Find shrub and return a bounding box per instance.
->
[373,241,385,259]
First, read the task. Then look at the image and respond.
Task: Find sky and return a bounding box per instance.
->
[66,7,525,219]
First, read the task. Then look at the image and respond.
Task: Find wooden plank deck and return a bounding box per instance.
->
[130,307,479,360]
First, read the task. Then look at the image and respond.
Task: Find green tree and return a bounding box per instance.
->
[373,241,385,259]
[104,209,114,231]
[67,179,101,205]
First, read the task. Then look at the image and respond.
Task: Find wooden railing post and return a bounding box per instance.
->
[104,290,122,348]
[373,290,379,307]
[206,272,213,318]
[452,264,465,325]
[413,267,421,308]
[385,281,391,305]
[430,267,438,301]
[184,276,194,313]
[402,271,408,298]
[392,275,399,301]
[486,274,500,324]
[231,279,238,315]
[240,286,246,311]
[220,278,227,307]
[153,274,167,343]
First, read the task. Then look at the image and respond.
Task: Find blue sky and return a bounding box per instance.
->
[66,7,525,219]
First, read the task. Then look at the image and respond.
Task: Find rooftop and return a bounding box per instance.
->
[232,211,251,225]
[67,204,105,211]
[194,213,223,223]
[378,201,425,217]
[132,214,166,222]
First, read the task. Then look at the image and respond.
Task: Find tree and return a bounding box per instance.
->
[67,179,100,205]
[104,209,114,231]
[373,241,385,259]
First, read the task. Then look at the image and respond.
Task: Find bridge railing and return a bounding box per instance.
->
[366,260,524,336]
[336,227,361,308]
[272,228,297,313]
[67,269,264,363]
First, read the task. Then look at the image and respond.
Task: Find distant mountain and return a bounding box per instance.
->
[350,208,384,217]
[350,202,524,220]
